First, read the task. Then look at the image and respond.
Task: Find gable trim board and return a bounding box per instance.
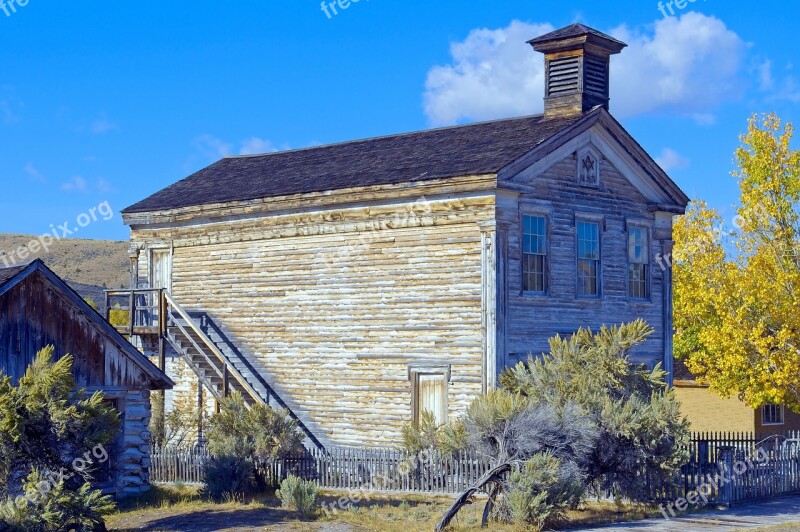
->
[0,260,173,390]
[500,108,688,211]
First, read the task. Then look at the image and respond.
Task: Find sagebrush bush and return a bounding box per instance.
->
[204,454,256,499]
[506,452,584,530]
[0,470,115,532]
[276,475,319,519]
[204,392,304,496]
[0,347,119,531]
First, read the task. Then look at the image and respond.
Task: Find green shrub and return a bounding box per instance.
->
[0,470,115,532]
[0,347,120,531]
[204,392,304,496]
[204,454,256,499]
[507,452,584,530]
[276,475,318,519]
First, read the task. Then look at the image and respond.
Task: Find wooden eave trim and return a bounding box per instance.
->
[123,174,499,228]
[499,108,690,209]
[673,379,707,388]
[598,111,690,207]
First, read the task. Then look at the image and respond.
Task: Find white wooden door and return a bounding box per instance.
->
[150,250,172,292]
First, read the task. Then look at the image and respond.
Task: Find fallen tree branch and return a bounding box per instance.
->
[435,463,511,531]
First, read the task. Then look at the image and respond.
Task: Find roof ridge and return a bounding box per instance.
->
[225,113,547,159]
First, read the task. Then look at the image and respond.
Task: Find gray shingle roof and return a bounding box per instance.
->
[527,23,626,48]
[0,264,26,287]
[123,114,582,214]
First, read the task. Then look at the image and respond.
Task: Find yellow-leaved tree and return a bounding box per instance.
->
[674,113,800,410]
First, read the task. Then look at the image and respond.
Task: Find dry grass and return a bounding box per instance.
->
[106,485,658,532]
[753,524,800,531]
[0,233,128,289]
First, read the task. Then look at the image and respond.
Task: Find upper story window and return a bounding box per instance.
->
[628,227,650,299]
[577,221,600,296]
[762,404,784,426]
[522,215,547,294]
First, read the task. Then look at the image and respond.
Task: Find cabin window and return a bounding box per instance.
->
[762,404,784,426]
[522,215,547,294]
[410,367,449,426]
[628,227,650,299]
[577,221,600,296]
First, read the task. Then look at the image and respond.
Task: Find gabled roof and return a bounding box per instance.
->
[0,260,173,390]
[123,114,582,214]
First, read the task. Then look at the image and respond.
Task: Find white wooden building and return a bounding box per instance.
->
[117,24,689,448]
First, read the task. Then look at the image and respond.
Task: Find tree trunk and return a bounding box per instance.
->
[435,463,511,532]
[481,483,501,527]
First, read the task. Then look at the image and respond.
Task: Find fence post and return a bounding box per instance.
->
[718,447,734,507]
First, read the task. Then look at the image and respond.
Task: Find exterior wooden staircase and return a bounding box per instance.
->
[106,289,324,450]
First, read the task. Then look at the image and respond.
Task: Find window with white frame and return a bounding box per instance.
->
[628,226,649,299]
[410,368,449,426]
[577,221,600,296]
[762,404,784,425]
[522,215,547,293]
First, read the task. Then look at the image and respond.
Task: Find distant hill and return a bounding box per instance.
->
[0,234,130,314]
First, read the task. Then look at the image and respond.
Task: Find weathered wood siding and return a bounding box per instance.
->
[0,269,159,497]
[503,154,668,368]
[131,193,495,446]
[0,271,153,389]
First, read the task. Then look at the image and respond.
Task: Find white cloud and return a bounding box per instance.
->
[610,13,746,118]
[24,163,46,183]
[758,60,774,91]
[91,116,118,134]
[239,137,278,155]
[62,176,88,192]
[194,135,234,159]
[96,178,115,193]
[194,135,286,162]
[654,148,689,172]
[423,14,747,126]
[424,21,552,126]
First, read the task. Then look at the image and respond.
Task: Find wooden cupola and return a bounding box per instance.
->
[529,23,627,119]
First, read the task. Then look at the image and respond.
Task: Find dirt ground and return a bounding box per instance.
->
[107,504,364,532]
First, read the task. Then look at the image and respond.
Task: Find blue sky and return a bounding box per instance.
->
[0,1,798,241]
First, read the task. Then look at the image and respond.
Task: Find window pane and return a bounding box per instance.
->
[628,264,648,298]
[523,216,547,293]
[577,222,599,260]
[577,222,599,296]
[628,227,649,264]
[578,259,598,296]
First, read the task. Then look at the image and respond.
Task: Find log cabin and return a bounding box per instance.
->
[117,24,690,448]
[0,259,173,496]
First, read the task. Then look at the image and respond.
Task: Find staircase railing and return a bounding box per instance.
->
[163,292,265,406]
[105,288,325,450]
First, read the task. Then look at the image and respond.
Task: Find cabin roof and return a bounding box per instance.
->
[0,260,173,390]
[0,264,26,287]
[122,114,582,214]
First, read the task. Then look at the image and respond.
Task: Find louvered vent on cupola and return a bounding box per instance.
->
[528,24,627,119]
[547,56,581,97]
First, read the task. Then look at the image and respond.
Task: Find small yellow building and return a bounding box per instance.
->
[674,360,800,439]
